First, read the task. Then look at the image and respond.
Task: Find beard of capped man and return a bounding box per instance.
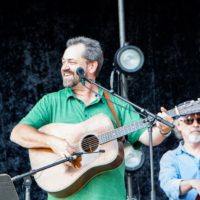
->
[173,117,200,144]
[188,129,200,143]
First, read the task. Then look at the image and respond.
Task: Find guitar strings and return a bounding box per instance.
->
[73,132,109,152]
[77,130,119,152]
[79,135,104,151]
[78,125,130,151]
[70,120,144,153]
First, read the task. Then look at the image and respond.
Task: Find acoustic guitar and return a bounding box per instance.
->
[29,113,148,198]
[29,99,200,198]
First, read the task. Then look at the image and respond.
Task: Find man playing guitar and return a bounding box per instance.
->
[10,36,173,200]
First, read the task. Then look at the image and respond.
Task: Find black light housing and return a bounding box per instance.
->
[114,44,144,74]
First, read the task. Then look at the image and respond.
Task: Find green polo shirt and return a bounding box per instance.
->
[20,87,145,200]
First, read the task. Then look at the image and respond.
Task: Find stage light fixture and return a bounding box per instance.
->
[124,142,145,172]
[114,44,144,74]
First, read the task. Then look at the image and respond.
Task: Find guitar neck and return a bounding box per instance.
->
[98,119,148,144]
[99,99,200,144]
[166,107,195,117]
[167,99,200,117]
[166,109,176,117]
[98,107,176,144]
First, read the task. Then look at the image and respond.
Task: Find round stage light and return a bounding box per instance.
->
[114,45,144,74]
[124,142,145,172]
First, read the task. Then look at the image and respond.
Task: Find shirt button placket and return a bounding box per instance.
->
[84,107,89,119]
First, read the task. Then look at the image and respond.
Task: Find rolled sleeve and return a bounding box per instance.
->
[159,151,181,199]
[119,104,146,144]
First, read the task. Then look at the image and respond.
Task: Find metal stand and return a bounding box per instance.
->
[148,118,156,200]
[12,155,76,200]
[84,77,174,129]
[126,173,137,200]
[116,1,165,198]
[23,176,32,200]
[124,141,145,200]
[12,151,105,200]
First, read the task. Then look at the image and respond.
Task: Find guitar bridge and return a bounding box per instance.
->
[71,156,82,168]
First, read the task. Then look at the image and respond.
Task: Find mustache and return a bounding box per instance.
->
[62,70,74,75]
[191,128,200,133]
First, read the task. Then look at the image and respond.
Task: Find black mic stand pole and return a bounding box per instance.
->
[83,77,174,200]
[148,121,156,200]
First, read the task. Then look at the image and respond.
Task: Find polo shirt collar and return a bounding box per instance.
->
[64,87,75,100]
[176,140,197,158]
[176,140,185,155]
[64,87,106,104]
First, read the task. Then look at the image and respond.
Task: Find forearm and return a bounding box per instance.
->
[179,179,200,196]
[139,126,170,146]
[152,126,168,145]
[160,178,182,199]
[180,180,193,195]
[10,123,54,148]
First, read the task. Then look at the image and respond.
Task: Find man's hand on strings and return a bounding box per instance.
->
[156,107,174,135]
[47,136,76,167]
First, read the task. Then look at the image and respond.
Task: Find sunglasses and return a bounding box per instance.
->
[182,116,200,125]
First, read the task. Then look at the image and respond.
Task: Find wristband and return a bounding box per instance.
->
[160,130,171,137]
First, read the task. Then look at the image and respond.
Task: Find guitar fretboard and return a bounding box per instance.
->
[98,99,200,144]
[98,119,148,144]
[167,107,200,117]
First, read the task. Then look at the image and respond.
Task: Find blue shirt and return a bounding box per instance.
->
[159,141,200,200]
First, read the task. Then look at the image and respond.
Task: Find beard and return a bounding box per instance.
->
[188,134,200,143]
[62,75,79,88]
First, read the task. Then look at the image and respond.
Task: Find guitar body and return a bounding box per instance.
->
[29,113,124,198]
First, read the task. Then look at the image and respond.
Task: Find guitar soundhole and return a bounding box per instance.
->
[81,135,99,153]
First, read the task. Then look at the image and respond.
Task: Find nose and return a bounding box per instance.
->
[192,119,200,127]
[61,62,70,70]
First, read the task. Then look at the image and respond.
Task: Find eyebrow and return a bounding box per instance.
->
[61,58,77,62]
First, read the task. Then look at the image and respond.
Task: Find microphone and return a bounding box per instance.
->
[76,67,85,85]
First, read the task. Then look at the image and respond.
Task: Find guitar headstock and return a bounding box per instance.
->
[170,98,200,118]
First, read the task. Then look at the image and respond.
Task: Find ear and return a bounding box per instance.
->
[176,120,182,131]
[87,61,98,74]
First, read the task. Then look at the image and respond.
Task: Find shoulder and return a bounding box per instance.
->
[160,147,179,164]
[35,88,70,107]
[42,88,71,100]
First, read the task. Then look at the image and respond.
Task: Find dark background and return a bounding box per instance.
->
[0,0,200,199]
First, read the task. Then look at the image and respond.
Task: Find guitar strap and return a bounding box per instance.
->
[104,90,125,142]
[103,90,121,127]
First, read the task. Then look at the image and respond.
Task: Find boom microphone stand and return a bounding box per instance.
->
[11,154,78,200]
[80,75,174,200]
[12,150,105,200]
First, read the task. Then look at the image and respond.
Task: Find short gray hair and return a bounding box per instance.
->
[173,118,183,139]
[66,36,104,76]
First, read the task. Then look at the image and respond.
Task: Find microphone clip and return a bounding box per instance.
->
[76,67,85,86]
